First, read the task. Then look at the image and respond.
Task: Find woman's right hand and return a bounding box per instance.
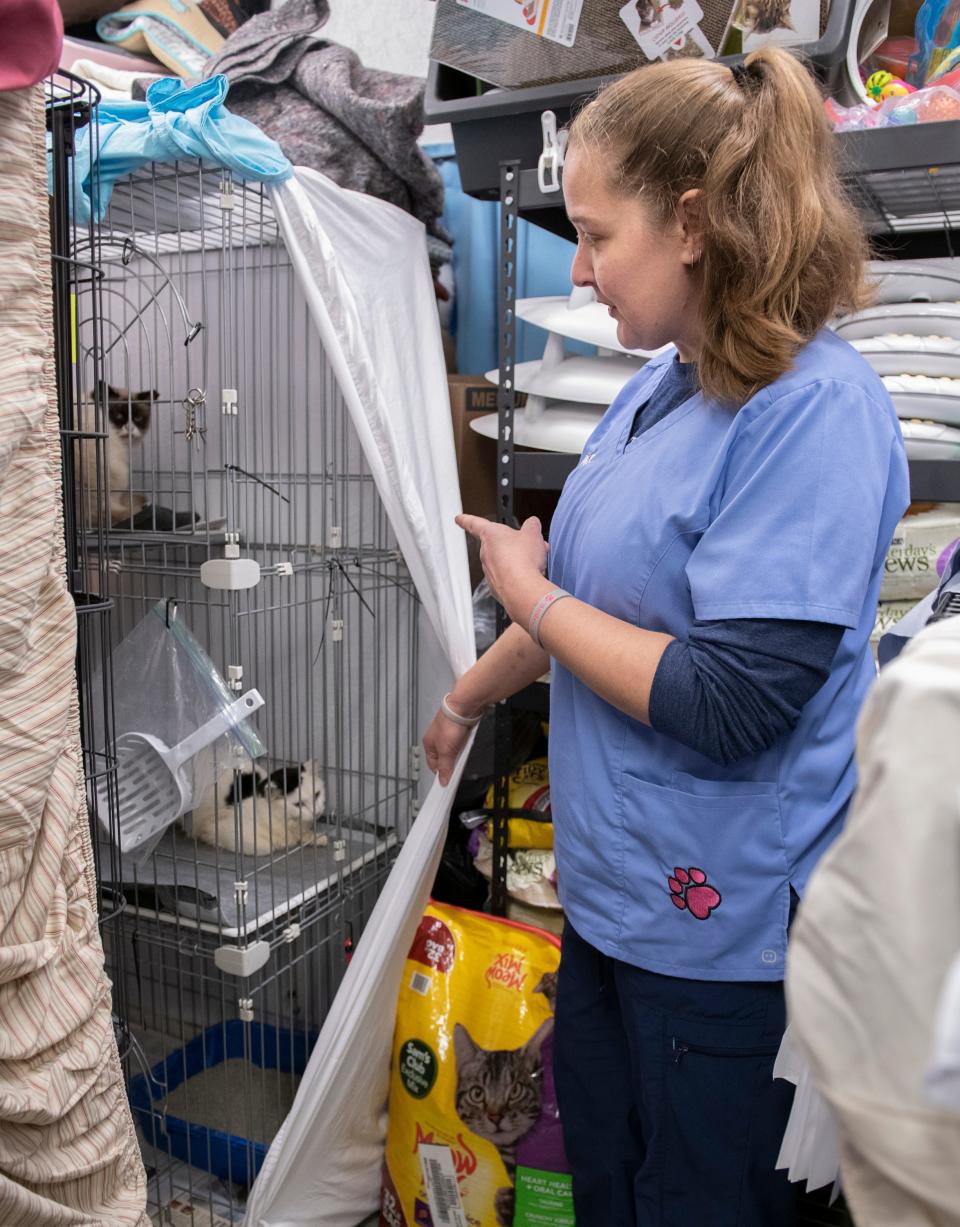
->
[423,701,478,787]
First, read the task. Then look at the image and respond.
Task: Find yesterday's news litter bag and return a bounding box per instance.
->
[381,902,572,1227]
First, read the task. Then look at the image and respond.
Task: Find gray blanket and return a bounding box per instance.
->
[204,0,449,260]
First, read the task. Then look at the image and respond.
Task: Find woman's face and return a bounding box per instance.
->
[562,143,703,359]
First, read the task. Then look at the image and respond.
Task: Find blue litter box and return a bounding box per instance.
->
[129,1020,315,1187]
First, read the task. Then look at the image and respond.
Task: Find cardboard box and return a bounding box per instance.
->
[448,376,500,588]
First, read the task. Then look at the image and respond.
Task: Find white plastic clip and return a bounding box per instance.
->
[329,526,343,549]
[275,561,293,577]
[222,388,238,416]
[282,922,301,944]
[333,838,346,863]
[332,619,344,643]
[201,553,260,589]
[228,664,243,692]
[214,942,270,977]
[219,187,235,211]
[238,996,254,1021]
[537,110,568,195]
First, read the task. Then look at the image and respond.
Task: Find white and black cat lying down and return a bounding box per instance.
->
[184,760,327,854]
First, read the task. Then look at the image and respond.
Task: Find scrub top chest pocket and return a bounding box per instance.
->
[550,383,733,637]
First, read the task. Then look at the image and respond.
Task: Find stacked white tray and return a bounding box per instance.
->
[470,285,668,454]
[836,262,960,460]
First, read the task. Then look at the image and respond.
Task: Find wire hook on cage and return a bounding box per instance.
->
[183,388,207,451]
[120,237,203,345]
[224,463,289,503]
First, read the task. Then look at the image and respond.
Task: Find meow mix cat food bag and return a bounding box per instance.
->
[380,902,572,1227]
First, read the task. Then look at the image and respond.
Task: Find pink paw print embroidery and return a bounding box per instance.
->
[668,867,721,920]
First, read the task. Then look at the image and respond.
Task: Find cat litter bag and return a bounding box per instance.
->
[381,901,572,1227]
[92,599,266,846]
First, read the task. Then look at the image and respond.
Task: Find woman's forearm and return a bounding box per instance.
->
[509,575,674,725]
[447,622,550,716]
[451,515,673,725]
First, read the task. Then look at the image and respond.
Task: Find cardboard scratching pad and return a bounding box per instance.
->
[430,0,739,88]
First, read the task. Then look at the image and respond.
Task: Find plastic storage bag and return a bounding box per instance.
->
[381,902,571,1227]
[93,599,266,857]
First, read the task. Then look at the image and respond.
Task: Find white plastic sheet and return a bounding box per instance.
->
[773,1026,841,1195]
[243,170,476,1227]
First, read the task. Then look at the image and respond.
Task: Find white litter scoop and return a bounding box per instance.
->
[98,688,264,860]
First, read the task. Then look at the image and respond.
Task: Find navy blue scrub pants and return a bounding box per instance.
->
[553,923,797,1227]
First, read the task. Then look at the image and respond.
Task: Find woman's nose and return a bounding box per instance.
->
[570,243,593,289]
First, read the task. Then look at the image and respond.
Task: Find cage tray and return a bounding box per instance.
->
[130,1020,315,1188]
[103,824,394,937]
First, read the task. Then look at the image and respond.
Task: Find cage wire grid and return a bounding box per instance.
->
[50,120,420,1225]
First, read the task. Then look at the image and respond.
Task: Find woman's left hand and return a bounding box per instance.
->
[456,514,549,624]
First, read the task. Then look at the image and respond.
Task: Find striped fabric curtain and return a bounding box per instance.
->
[0,83,148,1227]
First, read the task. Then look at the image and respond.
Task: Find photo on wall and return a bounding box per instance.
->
[732,0,818,49]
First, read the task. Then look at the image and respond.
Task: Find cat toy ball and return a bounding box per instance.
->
[865,70,894,98]
[865,70,917,101]
[880,78,917,99]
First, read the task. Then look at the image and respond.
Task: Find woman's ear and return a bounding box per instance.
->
[676,188,705,266]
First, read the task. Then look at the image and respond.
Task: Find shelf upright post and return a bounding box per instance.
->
[491,160,521,917]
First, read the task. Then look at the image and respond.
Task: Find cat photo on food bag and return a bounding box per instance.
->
[453,1017,554,1227]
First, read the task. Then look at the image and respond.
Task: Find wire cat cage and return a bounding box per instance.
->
[57,144,420,1224]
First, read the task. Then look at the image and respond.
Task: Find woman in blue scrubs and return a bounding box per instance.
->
[423,46,909,1226]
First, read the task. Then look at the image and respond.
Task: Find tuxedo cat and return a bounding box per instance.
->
[453,1019,553,1227]
[79,382,155,528]
[186,760,327,855]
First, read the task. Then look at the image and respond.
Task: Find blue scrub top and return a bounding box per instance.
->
[547,329,909,981]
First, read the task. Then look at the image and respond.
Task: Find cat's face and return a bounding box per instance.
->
[453,1021,550,1149]
[742,0,793,33]
[635,0,658,26]
[533,971,557,1015]
[100,382,155,440]
[263,760,326,818]
[225,760,325,818]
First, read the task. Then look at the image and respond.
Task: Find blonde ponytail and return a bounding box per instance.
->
[568,48,870,405]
